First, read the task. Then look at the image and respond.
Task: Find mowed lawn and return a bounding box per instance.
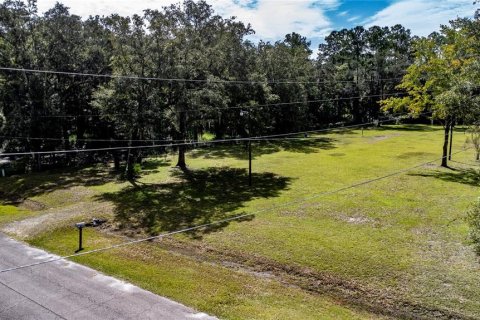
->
[1,124,480,319]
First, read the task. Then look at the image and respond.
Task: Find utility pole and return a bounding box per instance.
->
[241,110,252,186]
[248,111,252,187]
[248,139,252,186]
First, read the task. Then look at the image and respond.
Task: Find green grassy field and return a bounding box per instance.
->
[1,124,479,319]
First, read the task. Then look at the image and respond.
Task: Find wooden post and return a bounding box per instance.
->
[78,227,83,252]
[247,111,252,187]
[248,140,252,187]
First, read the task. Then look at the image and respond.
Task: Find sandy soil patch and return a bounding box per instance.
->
[369,134,401,144]
[2,201,113,239]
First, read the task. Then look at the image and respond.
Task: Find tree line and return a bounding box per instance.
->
[0,0,477,176]
[382,14,480,167]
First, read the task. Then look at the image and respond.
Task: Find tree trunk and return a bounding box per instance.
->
[32,154,41,172]
[176,110,187,170]
[176,146,186,169]
[126,152,135,180]
[441,120,451,167]
[113,151,120,172]
[125,126,139,180]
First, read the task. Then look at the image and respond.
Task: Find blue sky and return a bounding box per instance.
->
[36,0,477,51]
[331,1,390,30]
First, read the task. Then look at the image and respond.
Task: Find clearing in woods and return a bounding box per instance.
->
[1,124,480,319]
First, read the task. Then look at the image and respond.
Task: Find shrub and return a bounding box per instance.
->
[201,132,215,141]
[467,198,480,255]
[466,125,480,161]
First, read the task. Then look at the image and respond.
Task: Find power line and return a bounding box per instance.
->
[0,136,189,143]
[249,110,431,141]
[26,92,405,119]
[0,66,403,85]
[192,92,404,112]
[0,112,430,156]
[0,147,470,275]
[0,108,416,145]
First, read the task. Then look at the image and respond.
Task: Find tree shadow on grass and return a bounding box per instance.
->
[0,159,170,204]
[190,137,337,160]
[0,165,122,204]
[409,168,480,187]
[139,158,172,175]
[376,124,442,132]
[96,167,292,238]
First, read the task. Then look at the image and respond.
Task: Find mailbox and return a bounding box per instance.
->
[73,219,107,253]
[75,222,86,229]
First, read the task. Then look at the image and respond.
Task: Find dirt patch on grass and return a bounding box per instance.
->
[2,201,113,239]
[143,237,474,320]
[345,216,376,225]
[37,186,96,208]
[18,199,46,211]
[369,134,401,144]
[330,212,384,227]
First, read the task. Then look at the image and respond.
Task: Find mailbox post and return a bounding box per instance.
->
[75,222,86,252]
[73,219,107,253]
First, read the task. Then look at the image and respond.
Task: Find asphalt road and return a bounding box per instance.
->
[0,233,216,320]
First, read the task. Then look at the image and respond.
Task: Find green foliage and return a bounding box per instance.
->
[380,17,480,166]
[200,132,215,141]
[466,125,480,160]
[0,0,422,172]
[120,162,142,180]
[318,25,414,123]
[381,18,480,122]
[467,198,480,255]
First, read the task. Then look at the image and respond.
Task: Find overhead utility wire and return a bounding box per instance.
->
[0,147,470,275]
[190,93,403,112]
[250,111,432,140]
[0,66,403,85]
[0,110,417,143]
[28,92,404,119]
[0,136,190,143]
[0,112,431,157]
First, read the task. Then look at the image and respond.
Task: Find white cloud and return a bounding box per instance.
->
[211,0,339,41]
[347,15,361,23]
[364,0,476,36]
[36,0,176,17]
[35,0,339,43]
